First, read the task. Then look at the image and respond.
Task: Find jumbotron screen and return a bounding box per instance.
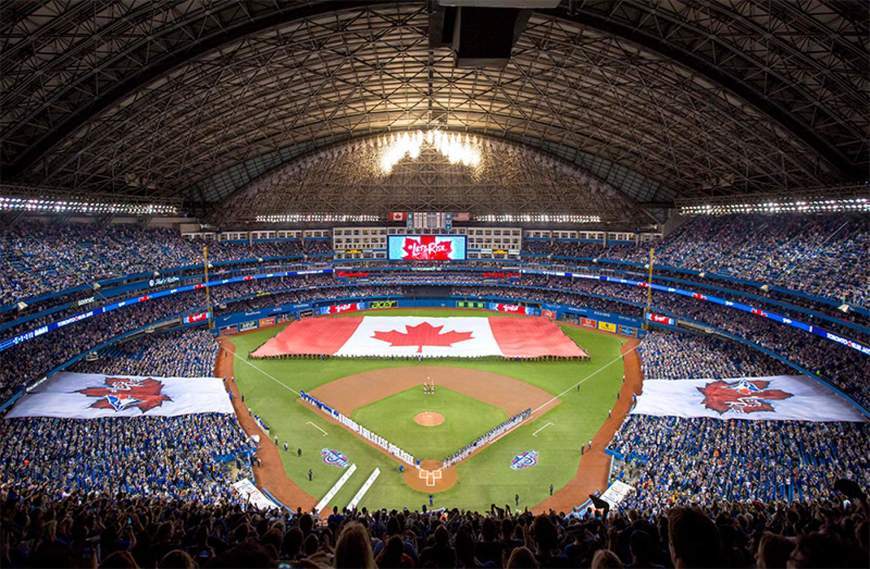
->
[387,234,467,261]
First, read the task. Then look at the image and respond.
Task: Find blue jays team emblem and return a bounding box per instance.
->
[321,448,349,468]
[510,450,539,470]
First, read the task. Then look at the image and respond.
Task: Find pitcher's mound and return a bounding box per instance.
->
[414,411,445,427]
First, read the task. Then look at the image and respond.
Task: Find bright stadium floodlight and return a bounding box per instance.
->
[678,197,869,216]
[378,129,481,174]
[0,196,179,216]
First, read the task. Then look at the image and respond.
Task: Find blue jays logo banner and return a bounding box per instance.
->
[321,448,350,468]
[6,372,233,419]
[631,375,866,422]
[510,450,539,470]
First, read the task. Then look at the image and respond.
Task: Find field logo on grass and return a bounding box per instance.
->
[321,448,349,469]
[510,450,539,470]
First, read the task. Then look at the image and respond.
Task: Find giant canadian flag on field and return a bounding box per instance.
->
[631,375,866,422]
[5,372,234,419]
[252,316,586,359]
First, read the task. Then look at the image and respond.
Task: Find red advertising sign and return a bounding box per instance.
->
[336,271,370,278]
[647,312,675,325]
[259,317,276,328]
[183,311,209,325]
[580,317,597,328]
[494,303,524,313]
[329,303,359,314]
[482,272,520,279]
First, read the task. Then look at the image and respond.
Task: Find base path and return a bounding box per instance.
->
[216,339,317,511]
[309,365,555,417]
[532,337,643,514]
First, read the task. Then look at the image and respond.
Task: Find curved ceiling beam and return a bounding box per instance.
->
[4,0,862,187]
[544,4,862,180]
[2,1,382,178]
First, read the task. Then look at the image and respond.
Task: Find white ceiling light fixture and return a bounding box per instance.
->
[379,130,481,174]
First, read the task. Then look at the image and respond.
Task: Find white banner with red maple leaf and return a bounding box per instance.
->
[6,372,234,419]
[336,316,499,358]
[630,376,866,422]
[251,316,587,359]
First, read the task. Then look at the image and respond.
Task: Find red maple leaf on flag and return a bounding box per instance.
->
[78,377,172,413]
[697,379,792,414]
[372,322,474,352]
[402,235,453,261]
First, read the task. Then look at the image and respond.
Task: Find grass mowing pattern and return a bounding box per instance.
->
[351,386,507,459]
[229,309,626,512]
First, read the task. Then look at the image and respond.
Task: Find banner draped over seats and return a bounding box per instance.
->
[251,316,588,359]
[5,372,234,419]
[630,375,866,422]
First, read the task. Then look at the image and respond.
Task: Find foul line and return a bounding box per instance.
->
[532,422,554,437]
[307,421,328,437]
[533,342,640,414]
[227,346,300,396]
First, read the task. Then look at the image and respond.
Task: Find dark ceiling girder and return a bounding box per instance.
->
[2,1,383,179]
[543,5,860,181]
[3,0,860,186]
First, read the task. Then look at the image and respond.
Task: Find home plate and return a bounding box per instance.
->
[532,422,554,437]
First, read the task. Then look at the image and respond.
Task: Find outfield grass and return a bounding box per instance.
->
[352,386,508,459]
[229,308,626,512]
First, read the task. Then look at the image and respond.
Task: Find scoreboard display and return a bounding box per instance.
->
[387,235,467,261]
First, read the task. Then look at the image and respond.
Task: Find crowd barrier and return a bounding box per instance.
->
[299,390,417,467]
[443,408,532,469]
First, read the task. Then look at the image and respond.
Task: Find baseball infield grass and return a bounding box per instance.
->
[229,308,626,512]
[352,387,508,459]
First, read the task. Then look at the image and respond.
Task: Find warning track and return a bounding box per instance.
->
[216,338,317,511]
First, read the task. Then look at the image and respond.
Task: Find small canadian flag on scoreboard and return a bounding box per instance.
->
[388,211,408,222]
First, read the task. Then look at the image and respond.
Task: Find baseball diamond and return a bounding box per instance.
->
[221,308,629,511]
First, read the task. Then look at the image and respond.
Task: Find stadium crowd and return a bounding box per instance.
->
[2,483,867,568]
[74,329,220,378]
[638,332,792,380]
[0,222,328,305]
[0,413,254,505]
[608,416,869,511]
[530,213,869,305]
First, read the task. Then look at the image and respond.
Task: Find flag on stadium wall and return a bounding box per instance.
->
[630,376,866,422]
[251,316,587,359]
[5,372,234,419]
[388,211,408,222]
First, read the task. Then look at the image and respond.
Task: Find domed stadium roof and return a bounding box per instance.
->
[1,1,866,222]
